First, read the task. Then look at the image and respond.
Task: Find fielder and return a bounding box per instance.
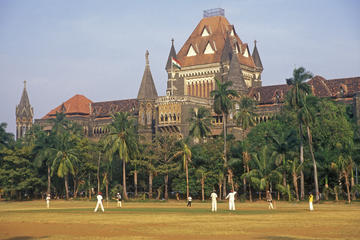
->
[309,193,314,211]
[46,194,50,209]
[116,192,122,208]
[266,190,274,210]
[210,191,218,212]
[187,196,192,207]
[94,192,104,212]
[225,190,237,211]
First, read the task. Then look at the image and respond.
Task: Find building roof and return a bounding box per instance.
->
[165,39,177,70]
[42,94,92,119]
[248,76,360,105]
[252,41,263,70]
[227,47,247,94]
[137,50,158,100]
[176,16,256,68]
[16,81,33,119]
[92,99,138,118]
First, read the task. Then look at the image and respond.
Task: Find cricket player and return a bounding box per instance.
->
[266,190,274,210]
[309,193,314,211]
[210,191,218,212]
[187,196,192,207]
[116,192,122,208]
[94,192,104,212]
[46,194,50,209]
[225,190,237,211]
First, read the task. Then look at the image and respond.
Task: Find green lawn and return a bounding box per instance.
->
[0,200,359,239]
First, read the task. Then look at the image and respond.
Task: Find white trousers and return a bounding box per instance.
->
[46,200,50,209]
[268,202,273,209]
[94,201,104,212]
[117,200,122,207]
[309,202,314,211]
[212,200,217,212]
[229,200,235,210]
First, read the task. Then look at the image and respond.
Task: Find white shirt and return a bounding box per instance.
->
[188,197,192,201]
[210,192,217,201]
[97,194,103,202]
[46,196,50,201]
[226,192,236,201]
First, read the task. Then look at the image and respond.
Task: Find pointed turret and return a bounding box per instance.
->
[221,33,233,64]
[227,40,248,95]
[16,81,34,139]
[252,40,263,70]
[137,50,158,100]
[165,38,177,71]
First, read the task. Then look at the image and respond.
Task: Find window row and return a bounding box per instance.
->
[187,80,214,98]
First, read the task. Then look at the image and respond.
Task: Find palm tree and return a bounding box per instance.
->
[188,107,212,143]
[267,130,298,199]
[235,97,257,137]
[299,103,320,201]
[242,146,282,200]
[51,132,79,200]
[286,67,313,200]
[211,79,239,197]
[288,157,303,201]
[172,140,192,198]
[102,112,139,200]
[153,133,179,200]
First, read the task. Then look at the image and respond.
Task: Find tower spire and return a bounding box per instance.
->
[137,50,158,100]
[16,81,34,139]
[165,38,177,70]
[145,50,149,66]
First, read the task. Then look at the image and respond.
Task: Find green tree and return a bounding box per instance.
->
[188,107,212,143]
[102,112,139,200]
[153,133,179,200]
[243,146,282,200]
[210,79,239,197]
[0,122,15,150]
[286,67,313,200]
[172,140,192,198]
[234,97,257,137]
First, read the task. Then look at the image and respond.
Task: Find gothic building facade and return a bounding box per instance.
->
[18,9,360,141]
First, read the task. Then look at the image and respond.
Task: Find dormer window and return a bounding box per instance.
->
[204,42,215,54]
[201,27,210,37]
[243,47,249,57]
[187,45,197,56]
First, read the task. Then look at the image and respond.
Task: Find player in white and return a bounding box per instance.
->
[225,190,237,211]
[116,192,122,208]
[94,192,104,212]
[46,194,50,209]
[210,191,218,212]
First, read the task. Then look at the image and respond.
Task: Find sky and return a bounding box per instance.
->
[1,0,359,135]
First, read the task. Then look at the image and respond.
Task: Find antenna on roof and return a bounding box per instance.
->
[203,8,225,18]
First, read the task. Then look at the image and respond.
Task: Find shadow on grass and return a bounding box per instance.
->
[5,236,48,240]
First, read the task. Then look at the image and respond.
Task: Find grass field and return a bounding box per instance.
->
[0,199,359,240]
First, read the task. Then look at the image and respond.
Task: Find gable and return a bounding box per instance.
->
[187,45,197,57]
[204,42,215,54]
[201,27,210,36]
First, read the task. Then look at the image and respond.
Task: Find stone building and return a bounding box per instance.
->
[18,9,359,140]
[15,81,33,139]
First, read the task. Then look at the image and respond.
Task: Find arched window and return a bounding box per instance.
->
[160,114,164,122]
[165,114,168,122]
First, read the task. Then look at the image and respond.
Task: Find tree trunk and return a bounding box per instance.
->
[351,170,356,201]
[218,179,222,200]
[293,171,299,201]
[344,170,351,204]
[299,123,305,200]
[97,153,100,193]
[105,173,109,201]
[223,112,227,198]
[229,169,235,192]
[134,170,138,197]
[201,176,205,201]
[122,159,128,200]
[47,166,51,195]
[88,173,91,200]
[164,173,169,200]
[246,163,252,202]
[149,171,153,199]
[243,166,247,194]
[186,161,189,199]
[325,176,329,201]
[64,174,69,200]
[73,177,78,199]
[258,191,261,200]
[307,126,319,201]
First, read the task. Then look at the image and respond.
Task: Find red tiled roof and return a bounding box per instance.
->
[92,99,138,118]
[176,16,256,68]
[42,94,92,119]
[249,76,360,105]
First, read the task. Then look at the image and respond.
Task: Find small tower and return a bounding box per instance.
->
[252,40,263,87]
[165,39,178,96]
[137,50,158,142]
[16,81,34,139]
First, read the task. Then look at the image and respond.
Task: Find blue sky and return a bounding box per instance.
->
[1,0,359,135]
